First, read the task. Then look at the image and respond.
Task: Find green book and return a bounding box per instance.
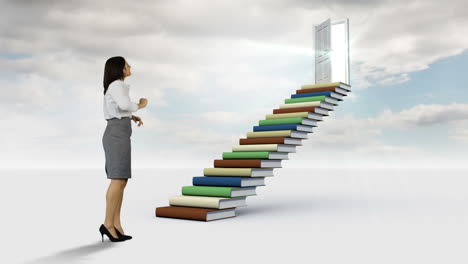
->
[259,117,303,126]
[284,95,326,104]
[223,152,269,159]
[182,186,257,197]
[222,151,288,159]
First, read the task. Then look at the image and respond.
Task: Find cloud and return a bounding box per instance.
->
[2,0,468,169]
[449,120,468,143]
[347,0,468,87]
[373,103,468,128]
[1,100,466,169]
[0,73,65,109]
[2,0,467,90]
[299,103,468,155]
[285,103,468,168]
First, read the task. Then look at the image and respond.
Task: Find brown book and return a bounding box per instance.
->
[214,159,282,168]
[215,159,263,168]
[240,137,287,145]
[296,86,340,94]
[273,106,327,115]
[155,206,236,221]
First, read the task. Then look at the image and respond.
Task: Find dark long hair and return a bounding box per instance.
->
[103,56,126,95]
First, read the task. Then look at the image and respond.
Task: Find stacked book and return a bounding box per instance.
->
[155,82,351,221]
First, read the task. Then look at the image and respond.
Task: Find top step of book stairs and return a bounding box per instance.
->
[155,82,351,221]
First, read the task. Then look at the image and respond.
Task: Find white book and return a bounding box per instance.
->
[280,101,329,110]
[169,196,247,209]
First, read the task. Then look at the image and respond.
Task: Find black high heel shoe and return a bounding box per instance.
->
[115,227,133,240]
[99,224,125,242]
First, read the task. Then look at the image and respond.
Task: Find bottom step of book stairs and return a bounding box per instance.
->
[156,195,248,221]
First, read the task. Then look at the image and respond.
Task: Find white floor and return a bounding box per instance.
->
[2,168,468,264]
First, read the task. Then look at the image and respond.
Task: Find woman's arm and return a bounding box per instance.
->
[110,83,139,112]
[131,115,144,127]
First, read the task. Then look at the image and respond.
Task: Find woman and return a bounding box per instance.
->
[99,56,148,242]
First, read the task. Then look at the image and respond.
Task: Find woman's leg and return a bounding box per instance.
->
[104,179,126,238]
[113,179,128,234]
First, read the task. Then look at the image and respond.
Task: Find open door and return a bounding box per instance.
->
[315,18,350,85]
[314,19,331,84]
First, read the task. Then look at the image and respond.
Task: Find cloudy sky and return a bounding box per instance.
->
[1,0,467,170]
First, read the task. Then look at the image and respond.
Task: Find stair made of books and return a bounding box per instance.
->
[155,82,351,221]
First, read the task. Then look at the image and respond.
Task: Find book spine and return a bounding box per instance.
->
[259,117,303,126]
[155,206,210,221]
[247,131,292,138]
[214,159,263,168]
[291,91,331,98]
[265,112,309,119]
[296,87,340,94]
[253,124,297,132]
[193,176,243,187]
[169,196,221,208]
[285,95,326,104]
[279,102,321,109]
[223,152,270,159]
[239,137,286,145]
[300,82,341,89]
[232,144,279,152]
[204,168,253,176]
[182,186,233,197]
[273,107,319,114]
[300,82,351,91]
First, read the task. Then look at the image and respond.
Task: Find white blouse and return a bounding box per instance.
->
[103,80,139,120]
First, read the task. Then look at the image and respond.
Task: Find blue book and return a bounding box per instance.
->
[291,91,343,101]
[193,176,265,187]
[254,124,297,131]
[253,124,313,133]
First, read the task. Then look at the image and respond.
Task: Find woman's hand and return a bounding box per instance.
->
[138,98,148,109]
[131,115,144,127]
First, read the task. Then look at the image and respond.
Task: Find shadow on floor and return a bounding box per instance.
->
[23,241,117,264]
[236,195,403,217]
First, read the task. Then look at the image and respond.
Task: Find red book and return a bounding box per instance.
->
[156,206,236,221]
[273,106,327,115]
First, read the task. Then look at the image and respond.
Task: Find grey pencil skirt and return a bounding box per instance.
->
[102,116,132,179]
